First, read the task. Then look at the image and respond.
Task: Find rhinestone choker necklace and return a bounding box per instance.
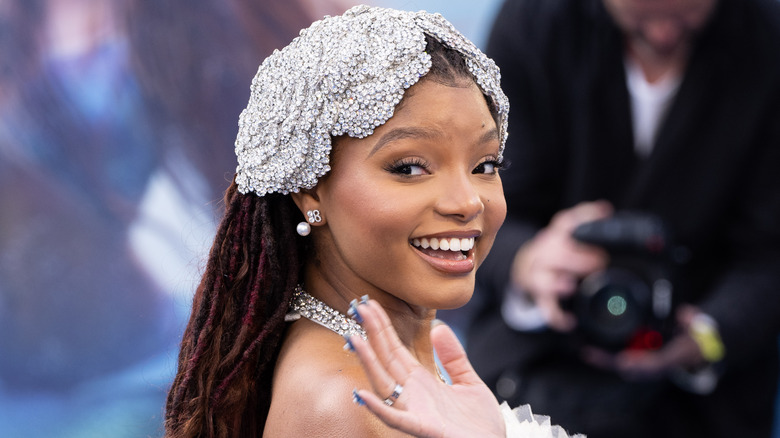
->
[285,285,367,339]
[286,285,449,383]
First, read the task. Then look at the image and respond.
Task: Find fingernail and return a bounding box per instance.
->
[347,299,363,323]
[360,295,369,305]
[431,318,445,328]
[352,389,365,406]
[343,334,355,352]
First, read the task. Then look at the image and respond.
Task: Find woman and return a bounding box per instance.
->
[164,5,509,437]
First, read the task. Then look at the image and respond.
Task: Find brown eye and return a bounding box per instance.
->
[473,159,503,175]
[386,158,430,176]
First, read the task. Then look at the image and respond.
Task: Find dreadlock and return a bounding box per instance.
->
[164,178,304,437]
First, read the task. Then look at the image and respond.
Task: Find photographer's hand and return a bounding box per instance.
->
[582,305,709,380]
[512,200,613,331]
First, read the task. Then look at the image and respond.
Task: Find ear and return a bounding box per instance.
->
[290,188,327,226]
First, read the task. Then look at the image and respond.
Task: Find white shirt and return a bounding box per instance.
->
[624,56,682,157]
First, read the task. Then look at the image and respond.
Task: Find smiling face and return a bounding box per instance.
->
[299,78,506,311]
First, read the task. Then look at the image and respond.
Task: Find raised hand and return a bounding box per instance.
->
[348,299,505,438]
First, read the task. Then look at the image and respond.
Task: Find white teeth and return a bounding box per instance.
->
[412,237,475,252]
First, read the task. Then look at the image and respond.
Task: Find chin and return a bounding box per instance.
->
[434,286,474,310]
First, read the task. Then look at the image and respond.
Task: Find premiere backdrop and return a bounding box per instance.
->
[0,1,501,437]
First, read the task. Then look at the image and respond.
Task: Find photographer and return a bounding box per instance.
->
[467,0,780,437]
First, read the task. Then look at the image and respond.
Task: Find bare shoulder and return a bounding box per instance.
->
[264,321,399,437]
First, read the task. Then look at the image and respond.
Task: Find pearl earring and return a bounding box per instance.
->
[296,221,311,236]
[297,210,321,236]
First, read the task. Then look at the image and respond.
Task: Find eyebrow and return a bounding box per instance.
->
[368,127,440,157]
[368,125,500,157]
[479,126,500,146]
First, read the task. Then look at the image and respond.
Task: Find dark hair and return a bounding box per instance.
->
[164,181,304,437]
[164,35,492,438]
[422,34,500,125]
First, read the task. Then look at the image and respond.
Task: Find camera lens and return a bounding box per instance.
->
[576,268,652,350]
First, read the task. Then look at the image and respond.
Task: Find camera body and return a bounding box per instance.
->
[566,212,683,352]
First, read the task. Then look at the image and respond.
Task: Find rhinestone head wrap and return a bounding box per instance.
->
[234,4,509,196]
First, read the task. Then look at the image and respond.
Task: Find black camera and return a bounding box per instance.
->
[565,212,687,352]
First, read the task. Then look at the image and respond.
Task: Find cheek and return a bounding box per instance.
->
[479,184,507,255]
[485,180,507,226]
[492,194,508,229]
[326,176,412,253]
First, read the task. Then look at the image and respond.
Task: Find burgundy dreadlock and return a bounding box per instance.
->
[164,179,305,437]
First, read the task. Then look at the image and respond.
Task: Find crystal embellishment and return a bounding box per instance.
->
[287,285,367,339]
[234,5,509,196]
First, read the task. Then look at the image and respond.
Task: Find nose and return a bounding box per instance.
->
[434,173,484,222]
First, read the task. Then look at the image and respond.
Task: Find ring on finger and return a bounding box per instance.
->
[383,383,403,406]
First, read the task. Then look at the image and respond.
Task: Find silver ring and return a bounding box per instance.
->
[383,383,403,406]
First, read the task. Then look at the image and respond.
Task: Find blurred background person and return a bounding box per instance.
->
[467,0,780,437]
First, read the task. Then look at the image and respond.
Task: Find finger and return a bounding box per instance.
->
[528,239,606,283]
[522,269,576,303]
[358,300,425,403]
[675,304,700,328]
[357,300,404,367]
[352,303,414,403]
[550,202,608,231]
[430,323,483,386]
[556,246,609,276]
[355,389,428,437]
[538,230,609,275]
[625,332,703,371]
[572,200,613,222]
[581,346,617,370]
[616,351,660,371]
[350,334,403,406]
[362,300,419,375]
[537,295,576,331]
[548,270,579,296]
[614,351,666,380]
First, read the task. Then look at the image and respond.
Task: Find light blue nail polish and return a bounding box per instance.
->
[343,334,355,352]
[347,299,363,323]
[352,389,365,406]
[360,295,369,305]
